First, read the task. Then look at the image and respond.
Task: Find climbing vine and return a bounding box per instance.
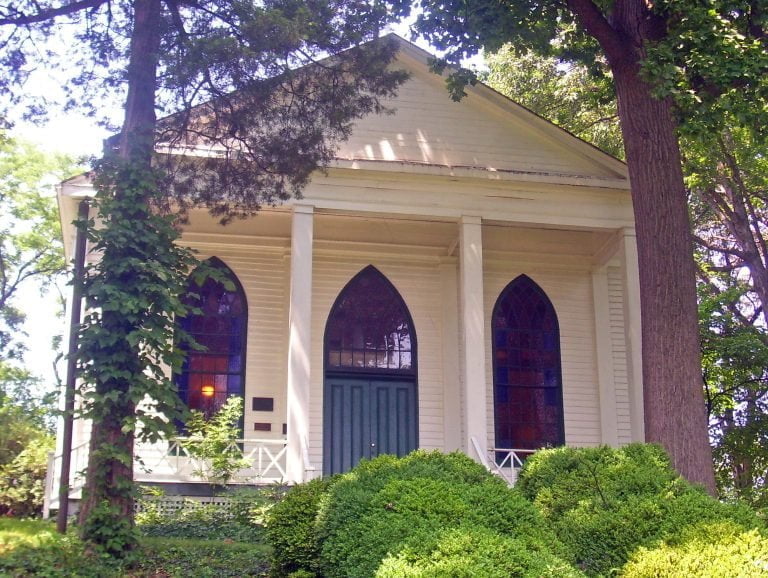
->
[74,156,205,552]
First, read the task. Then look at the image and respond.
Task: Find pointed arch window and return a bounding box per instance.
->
[492,275,564,450]
[325,266,415,374]
[177,258,247,419]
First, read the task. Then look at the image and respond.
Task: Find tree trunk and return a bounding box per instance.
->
[78,0,162,547]
[567,0,716,492]
[612,60,716,493]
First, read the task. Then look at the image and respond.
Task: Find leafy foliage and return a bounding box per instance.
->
[266,476,334,577]
[622,521,768,578]
[314,451,564,578]
[376,526,583,578]
[0,435,53,518]
[0,518,270,577]
[136,485,285,542]
[135,537,271,577]
[698,282,768,510]
[516,444,763,575]
[482,48,623,159]
[0,134,74,358]
[0,364,55,518]
[73,157,202,553]
[137,501,264,542]
[182,397,249,486]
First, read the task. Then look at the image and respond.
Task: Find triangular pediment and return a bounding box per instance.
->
[335,36,627,182]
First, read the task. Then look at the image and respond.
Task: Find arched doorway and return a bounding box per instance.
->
[323,266,418,475]
[176,257,247,424]
[491,275,564,451]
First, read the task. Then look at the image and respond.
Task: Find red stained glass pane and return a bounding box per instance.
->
[325,266,415,373]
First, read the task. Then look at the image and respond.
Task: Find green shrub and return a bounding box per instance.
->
[182,397,251,487]
[137,499,264,542]
[266,476,335,577]
[377,526,583,578]
[516,444,764,576]
[0,527,124,577]
[228,484,289,528]
[136,537,270,577]
[0,518,271,577]
[315,451,568,578]
[0,436,53,517]
[622,521,768,577]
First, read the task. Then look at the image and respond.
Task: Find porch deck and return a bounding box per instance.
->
[43,437,289,517]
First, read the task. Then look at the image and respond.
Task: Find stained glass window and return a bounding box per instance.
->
[326,266,415,374]
[177,258,247,420]
[492,275,564,450]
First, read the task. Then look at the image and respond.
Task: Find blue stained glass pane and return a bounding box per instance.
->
[227,375,242,394]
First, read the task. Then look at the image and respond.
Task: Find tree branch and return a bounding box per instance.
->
[565,0,628,65]
[0,0,108,26]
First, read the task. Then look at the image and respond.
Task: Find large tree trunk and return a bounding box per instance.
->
[612,62,716,492]
[567,0,716,492]
[78,0,162,546]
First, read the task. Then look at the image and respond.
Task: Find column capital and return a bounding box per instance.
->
[460,215,482,226]
[293,204,315,215]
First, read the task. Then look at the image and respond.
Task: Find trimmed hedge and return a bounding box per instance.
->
[623,521,768,577]
[314,451,570,578]
[377,526,583,578]
[516,444,764,575]
[268,445,766,578]
[265,476,335,577]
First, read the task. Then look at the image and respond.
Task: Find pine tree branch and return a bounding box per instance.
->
[0,0,108,26]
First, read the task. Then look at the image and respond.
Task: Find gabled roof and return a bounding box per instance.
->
[333,34,627,185]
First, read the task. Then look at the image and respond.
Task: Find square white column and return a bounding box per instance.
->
[286,205,314,482]
[592,265,619,447]
[459,215,488,460]
[440,261,461,452]
[620,228,645,442]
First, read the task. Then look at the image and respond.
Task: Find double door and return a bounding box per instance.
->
[323,376,417,476]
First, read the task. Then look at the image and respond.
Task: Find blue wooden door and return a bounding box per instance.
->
[324,377,417,475]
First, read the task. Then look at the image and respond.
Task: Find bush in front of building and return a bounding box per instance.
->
[136,487,278,542]
[516,444,764,575]
[313,450,570,578]
[376,525,583,578]
[622,520,768,577]
[265,476,336,577]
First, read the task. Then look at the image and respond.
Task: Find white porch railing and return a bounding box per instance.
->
[44,437,288,517]
[135,438,288,485]
[469,437,536,486]
[486,447,537,485]
[43,440,90,519]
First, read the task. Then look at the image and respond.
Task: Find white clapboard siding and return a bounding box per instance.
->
[608,266,633,445]
[483,261,601,449]
[308,251,447,469]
